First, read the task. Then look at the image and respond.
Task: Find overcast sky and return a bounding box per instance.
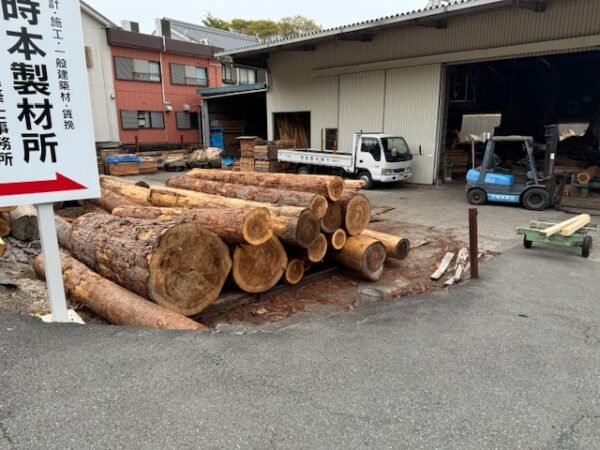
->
[86,0,428,33]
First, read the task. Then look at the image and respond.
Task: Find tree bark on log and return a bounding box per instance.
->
[113,205,272,246]
[166,175,328,219]
[187,168,345,201]
[9,205,39,241]
[361,229,410,260]
[339,191,372,236]
[149,187,319,248]
[33,253,205,330]
[84,188,139,213]
[60,213,232,316]
[0,237,5,257]
[320,202,343,234]
[332,235,387,281]
[0,214,10,237]
[576,166,600,184]
[293,233,328,263]
[232,236,288,293]
[285,259,305,285]
[344,180,364,190]
[0,206,16,213]
[327,229,348,251]
[100,176,151,205]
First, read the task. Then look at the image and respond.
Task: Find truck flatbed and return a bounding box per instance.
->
[278,149,354,172]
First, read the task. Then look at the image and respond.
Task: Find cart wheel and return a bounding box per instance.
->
[582,236,593,258]
[523,236,533,249]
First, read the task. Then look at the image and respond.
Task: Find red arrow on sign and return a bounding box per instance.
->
[0,173,86,196]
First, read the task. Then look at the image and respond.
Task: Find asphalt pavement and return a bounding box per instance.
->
[1,245,599,449]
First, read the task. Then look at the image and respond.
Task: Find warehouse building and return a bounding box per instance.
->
[220,0,600,184]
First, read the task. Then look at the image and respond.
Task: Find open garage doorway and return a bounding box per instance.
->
[273,112,311,148]
[441,50,600,189]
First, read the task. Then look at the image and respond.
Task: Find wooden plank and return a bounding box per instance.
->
[431,252,455,281]
[560,214,591,237]
[540,215,585,237]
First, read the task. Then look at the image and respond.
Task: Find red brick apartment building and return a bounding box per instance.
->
[106,28,222,148]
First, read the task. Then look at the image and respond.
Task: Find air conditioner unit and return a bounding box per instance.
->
[182,103,191,112]
[164,102,173,112]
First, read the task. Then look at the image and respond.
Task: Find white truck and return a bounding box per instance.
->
[277,132,413,189]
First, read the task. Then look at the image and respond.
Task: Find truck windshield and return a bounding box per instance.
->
[381,137,412,162]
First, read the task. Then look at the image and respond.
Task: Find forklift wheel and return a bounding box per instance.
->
[524,236,533,249]
[467,188,487,206]
[522,188,550,211]
[582,236,593,258]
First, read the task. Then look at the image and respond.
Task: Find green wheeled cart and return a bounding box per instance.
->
[517,220,597,258]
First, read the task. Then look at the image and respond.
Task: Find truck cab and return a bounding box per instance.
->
[354,133,413,188]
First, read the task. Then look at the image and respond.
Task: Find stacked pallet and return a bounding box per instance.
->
[254,144,282,173]
[34,173,411,330]
[238,136,261,173]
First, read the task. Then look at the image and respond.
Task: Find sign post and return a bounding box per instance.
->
[0,0,101,321]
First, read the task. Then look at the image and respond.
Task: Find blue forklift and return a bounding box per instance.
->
[466,134,558,211]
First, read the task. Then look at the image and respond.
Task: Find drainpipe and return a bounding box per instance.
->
[160,36,168,144]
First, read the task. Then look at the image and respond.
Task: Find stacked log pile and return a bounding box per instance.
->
[30,171,412,330]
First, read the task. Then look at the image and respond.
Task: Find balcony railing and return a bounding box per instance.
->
[184,77,208,86]
[133,72,161,82]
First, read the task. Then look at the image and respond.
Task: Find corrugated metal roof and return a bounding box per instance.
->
[219,0,514,55]
[165,18,259,51]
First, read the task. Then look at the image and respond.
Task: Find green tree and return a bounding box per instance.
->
[278,15,322,38]
[202,12,230,30]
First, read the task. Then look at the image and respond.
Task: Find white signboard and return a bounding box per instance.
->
[0,0,100,207]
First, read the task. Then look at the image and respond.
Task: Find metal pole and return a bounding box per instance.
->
[36,203,69,322]
[469,207,479,279]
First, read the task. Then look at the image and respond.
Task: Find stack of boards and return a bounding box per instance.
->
[32,171,411,331]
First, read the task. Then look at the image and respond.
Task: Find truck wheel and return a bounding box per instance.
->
[358,171,373,190]
[296,165,310,175]
[582,236,592,258]
[467,188,487,205]
[522,188,550,211]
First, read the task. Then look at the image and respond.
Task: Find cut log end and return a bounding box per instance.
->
[307,233,328,263]
[395,239,411,260]
[321,202,343,234]
[309,195,329,219]
[285,259,305,285]
[296,210,321,249]
[345,194,372,236]
[242,207,273,246]
[362,241,387,281]
[148,223,232,316]
[328,177,345,202]
[329,229,348,250]
[233,236,288,294]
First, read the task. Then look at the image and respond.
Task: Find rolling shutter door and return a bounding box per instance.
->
[176,112,191,129]
[150,112,164,129]
[121,110,138,129]
[115,57,133,80]
[171,64,185,84]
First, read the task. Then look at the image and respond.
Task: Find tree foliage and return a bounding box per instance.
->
[202,13,322,41]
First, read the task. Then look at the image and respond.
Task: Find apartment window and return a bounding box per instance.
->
[115,57,161,82]
[120,110,165,130]
[176,111,199,130]
[171,64,208,86]
[239,67,256,85]
[222,64,235,84]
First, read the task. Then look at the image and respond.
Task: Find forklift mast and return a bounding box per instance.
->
[544,124,559,178]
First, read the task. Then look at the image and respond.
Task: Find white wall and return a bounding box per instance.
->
[81,10,119,145]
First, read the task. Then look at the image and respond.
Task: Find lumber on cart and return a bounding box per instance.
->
[33,253,204,330]
[540,214,591,237]
[187,169,345,201]
[165,175,328,219]
[55,214,231,316]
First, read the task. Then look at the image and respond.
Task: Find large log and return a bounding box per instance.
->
[320,202,343,234]
[188,168,345,201]
[332,235,387,281]
[99,176,151,205]
[576,166,600,184]
[339,191,371,236]
[361,229,410,260]
[285,259,305,285]
[9,205,39,241]
[149,187,320,248]
[60,213,232,316]
[166,175,328,219]
[0,214,10,237]
[113,205,272,246]
[344,180,364,190]
[232,236,288,293]
[294,233,328,263]
[33,253,204,330]
[84,188,139,213]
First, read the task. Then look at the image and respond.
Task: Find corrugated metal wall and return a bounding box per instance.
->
[383,65,443,184]
[265,0,600,183]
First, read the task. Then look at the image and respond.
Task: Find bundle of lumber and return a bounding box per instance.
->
[53,173,414,328]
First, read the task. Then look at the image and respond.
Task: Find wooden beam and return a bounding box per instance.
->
[560,214,591,237]
[540,215,586,237]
